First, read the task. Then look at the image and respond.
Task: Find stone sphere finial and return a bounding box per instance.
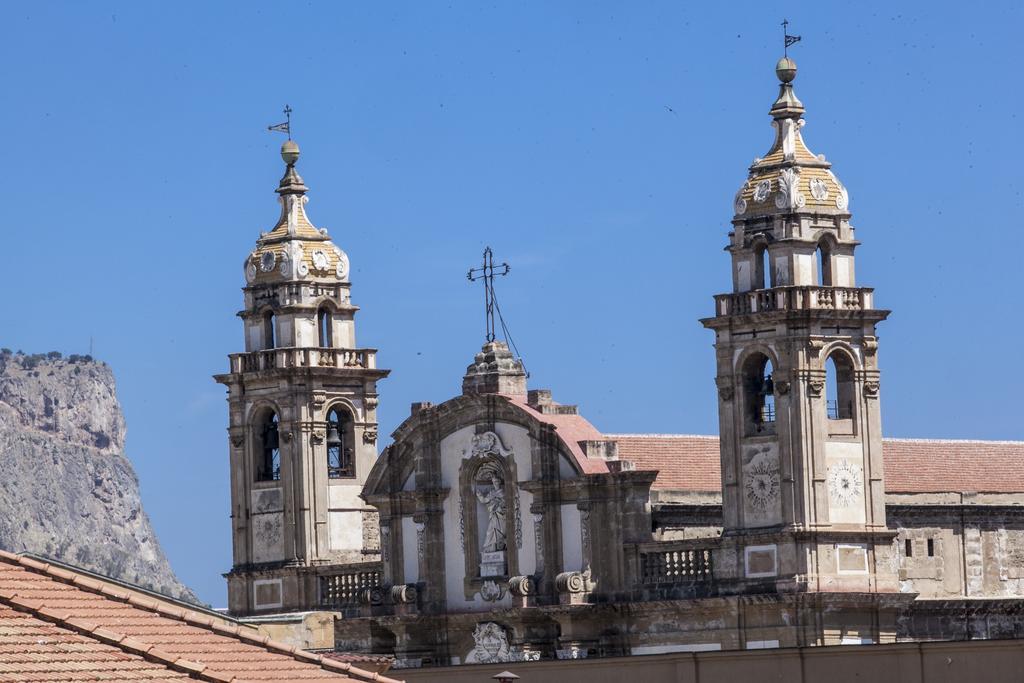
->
[776,56,797,83]
[281,139,300,165]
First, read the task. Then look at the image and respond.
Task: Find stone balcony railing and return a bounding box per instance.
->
[318,563,384,609]
[713,286,875,317]
[228,347,379,374]
[640,544,714,585]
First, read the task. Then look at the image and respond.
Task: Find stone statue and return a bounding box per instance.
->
[476,475,507,553]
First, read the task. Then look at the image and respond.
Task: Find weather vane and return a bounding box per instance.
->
[781,19,801,57]
[267,105,293,139]
[467,247,510,343]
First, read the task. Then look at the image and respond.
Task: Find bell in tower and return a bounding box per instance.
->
[215,138,390,617]
[701,54,899,599]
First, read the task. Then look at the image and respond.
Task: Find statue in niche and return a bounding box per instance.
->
[476,465,507,553]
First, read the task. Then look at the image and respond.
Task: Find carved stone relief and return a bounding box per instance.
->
[532,512,544,572]
[479,580,504,602]
[809,177,829,201]
[415,521,425,561]
[753,179,772,203]
[465,622,511,664]
[775,167,806,210]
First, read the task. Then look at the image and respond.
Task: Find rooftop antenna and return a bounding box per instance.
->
[782,19,802,57]
[467,247,528,376]
[267,105,293,139]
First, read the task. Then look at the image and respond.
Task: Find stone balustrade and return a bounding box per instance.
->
[639,544,714,585]
[228,347,378,374]
[713,286,874,317]
[318,563,383,608]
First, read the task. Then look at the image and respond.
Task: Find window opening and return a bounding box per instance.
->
[817,241,833,286]
[825,351,855,420]
[743,353,776,434]
[257,412,281,481]
[927,538,935,557]
[318,307,332,347]
[263,312,275,350]
[326,407,354,478]
[905,539,913,558]
[755,244,771,289]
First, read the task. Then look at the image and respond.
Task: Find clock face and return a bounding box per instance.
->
[828,460,863,508]
[260,251,276,272]
[753,179,772,203]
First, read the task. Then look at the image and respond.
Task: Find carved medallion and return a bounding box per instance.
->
[753,179,772,203]
[734,188,748,215]
[828,459,863,508]
[310,248,330,272]
[835,185,850,211]
[334,246,350,279]
[809,177,829,201]
[245,259,257,283]
[259,251,276,272]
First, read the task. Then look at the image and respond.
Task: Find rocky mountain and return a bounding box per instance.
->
[0,350,198,603]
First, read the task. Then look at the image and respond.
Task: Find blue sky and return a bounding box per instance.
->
[1,2,1021,605]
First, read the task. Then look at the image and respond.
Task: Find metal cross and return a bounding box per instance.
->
[267,105,293,139]
[782,19,801,57]
[467,247,510,343]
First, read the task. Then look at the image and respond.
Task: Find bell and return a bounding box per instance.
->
[326,422,342,449]
[264,422,279,450]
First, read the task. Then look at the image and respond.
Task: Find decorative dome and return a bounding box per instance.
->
[244,141,351,286]
[732,57,850,219]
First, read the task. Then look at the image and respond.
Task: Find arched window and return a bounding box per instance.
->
[817,240,833,286]
[742,353,776,434]
[325,406,354,478]
[317,307,333,348]
[825,350,855,420]
[754,243,770,289]
[263,311,276,350]
[256,412,281,481]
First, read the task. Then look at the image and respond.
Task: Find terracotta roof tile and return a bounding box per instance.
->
[610,434,1024,494]
[0,551,402,683]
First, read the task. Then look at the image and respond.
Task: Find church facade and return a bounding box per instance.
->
[217,56,1024,668]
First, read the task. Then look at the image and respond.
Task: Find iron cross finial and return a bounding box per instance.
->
[268,105,293,139]
[467,247,510,343]
[782,19,802,57]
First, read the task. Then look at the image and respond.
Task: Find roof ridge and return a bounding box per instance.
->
[0,550,401,683]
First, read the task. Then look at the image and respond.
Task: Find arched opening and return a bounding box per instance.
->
[325,406,355,478]
[256,411,281,481]
[817,240,833,286]
[263,311,276,350]
[825,350,855,420]
[317,307,333,348]
[754,243,770,289]
[742,353,776,435]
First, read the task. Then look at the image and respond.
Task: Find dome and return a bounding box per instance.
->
[731,58,850,218]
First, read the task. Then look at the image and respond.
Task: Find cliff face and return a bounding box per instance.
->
[0,351,198,603]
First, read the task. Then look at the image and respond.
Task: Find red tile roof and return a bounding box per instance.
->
[609,434,1024,494]
[0,551,401,682]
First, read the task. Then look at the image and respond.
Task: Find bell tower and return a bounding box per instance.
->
[216,140,389,616]
[701,56,898,595]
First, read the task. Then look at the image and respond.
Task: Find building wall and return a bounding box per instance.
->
[396,639,1024,683]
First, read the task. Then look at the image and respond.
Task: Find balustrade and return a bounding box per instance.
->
[640,547,713,585]
[714,286,873,317]
[228,347,377,373]
[319,565,383,608]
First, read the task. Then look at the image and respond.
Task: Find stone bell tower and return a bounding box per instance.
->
[701,56,898,595]
[216,140,389,616]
